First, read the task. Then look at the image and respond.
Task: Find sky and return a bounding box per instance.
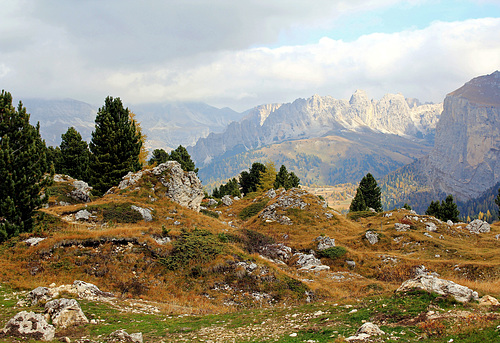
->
[1,0,500,112]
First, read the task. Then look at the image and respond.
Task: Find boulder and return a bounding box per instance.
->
[479,295,500,306]
[425,222,437,232]
[130,205,153,221]
[206,198,218,206]
[346,322,385,342]
[294,253,330,272]
[394,223,410,232]
[70,180,92,203]
[72,280,114,300]
[466,219,490,234]
[2,311,55,341]
[260,243,292,262]
[23,237,46,246]
[106,329,143,343]
[44,298,89,328]
[315,236,335,250]
[365,231,379,245]
[25,286,58,306]
[221,195,233,206]
[75,209,92,221]
[396,274,479,302]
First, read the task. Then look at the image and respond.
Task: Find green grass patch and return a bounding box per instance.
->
[239,200,268,220]
[200,209,220,219]
[317,246,347,259]
[86,202,144,223]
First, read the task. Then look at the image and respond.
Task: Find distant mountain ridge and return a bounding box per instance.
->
[189,91,442,167]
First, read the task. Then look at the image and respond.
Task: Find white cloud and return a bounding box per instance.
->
[0,1,499,110]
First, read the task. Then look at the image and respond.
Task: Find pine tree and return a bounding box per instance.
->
[440,195,460,222]
[357,173,382,212]
[349,189,366,212]
[46,146,63,174]
[274,165,300,190]
[168,145,198,173]
[425,200,441,218]
[60,127,90,181]
[496,187,500,214]
[148,149,169,165]
[0,90,52,241]
[239,162,266,195]
[89,96,142,195]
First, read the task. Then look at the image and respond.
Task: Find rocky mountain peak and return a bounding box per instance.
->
[449,70,500,106]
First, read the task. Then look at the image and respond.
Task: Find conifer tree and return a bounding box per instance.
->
[129,111,148,166]
[258,161,277,192]
[239,162,266,195]
[496,187,500,214]
[89,96,142,195]
[168,145,198,173]
[426,200,441,218]
[0,90,52,241]
[440,195,460,222]
[148,149,169,165]
[358,173,382,212]
[60,127,90,181]
[274,165,300,190]
[349,188,366,212]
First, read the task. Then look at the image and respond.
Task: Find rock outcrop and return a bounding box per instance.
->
[346,322,385,342]
[106,329,143,343]
[113,161,204,212]
[396,274,479,302]
[2,311,55,341]
[466,219,491,234]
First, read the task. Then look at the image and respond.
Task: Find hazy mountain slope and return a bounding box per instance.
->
[21,98,242,150]
[199,129,433,187]
[381,71,500,212]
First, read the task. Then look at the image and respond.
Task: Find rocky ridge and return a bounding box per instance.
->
[190,91,442,166]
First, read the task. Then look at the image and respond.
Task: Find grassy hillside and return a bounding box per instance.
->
[0,178,499,342]
[199,130,432,189]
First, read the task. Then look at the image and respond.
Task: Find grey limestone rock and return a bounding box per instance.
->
[106,329,143,343]
[23,237,46,246]
[2,311,55,341]
[44,298,89,328]
[396,274,479,302]
[365,231,379,245]
[315,236,335,250]
[75,209,92,221]
[294,253,330,272]
[130,205,153,221]
[70,180,92,202]
[466,219,490,234]
[221,195,233,206]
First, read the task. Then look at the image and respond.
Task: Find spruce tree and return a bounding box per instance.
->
[349,189,366,212]
[60,127,90,181]
[495,187,500,214]
[425,200,441,218]
[440,195,460,222]
[358,173,382,212]
[168,145,198,173]
[148,149,169,165]
[89,96,142,195]
[239,162,266,195]
[0,90,52,241]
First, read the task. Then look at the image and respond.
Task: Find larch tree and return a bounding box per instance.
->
[258,161,277,192]
[0,90,52,241]
[89,96,142,195]
[129,111,148,166]
[60,127,90,181]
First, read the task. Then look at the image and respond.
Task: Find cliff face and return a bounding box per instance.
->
[190,91,442,166]
[422,71,500,200]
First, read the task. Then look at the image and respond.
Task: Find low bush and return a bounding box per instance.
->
[200,209,219,219]
[87,202,143,223]
[239,200,268,220]
[317,246,347,259]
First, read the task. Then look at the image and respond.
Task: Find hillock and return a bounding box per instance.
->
[0,164,499,342]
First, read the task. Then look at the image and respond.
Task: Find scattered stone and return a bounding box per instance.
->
[396,274,479,302]
[466,219,490,234]
[221,195,233,206]
[447,220,454,226]
[206,198,218,206]
[479,295,500,306]
[294,253,330,272]
[260,243,292,262]
[315,236,335,250]
[365,231,379,245]
[45,298,89,328]
[59,337,71,343]
[53,174,69,182]
[424,232,433,238]
[346,260,356,269]
[70,180,92,203]
[425,222,437,232]
[265,188,277,199]
[384,212,393,217]
[394,223,410,232]
[368,207,376,213]
[2,311,55,341]
[414,265,439,277]
[23,237,46,246]
[495,234,500,240]
[153,237,171,245]
[324,212,334,219]
[106,329,143,343]
[346,322,385,342]
[259,189,309,225]
[75,209,92,221]
[130,205,153,221]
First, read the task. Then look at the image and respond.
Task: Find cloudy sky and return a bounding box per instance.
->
[1,0,500,111]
